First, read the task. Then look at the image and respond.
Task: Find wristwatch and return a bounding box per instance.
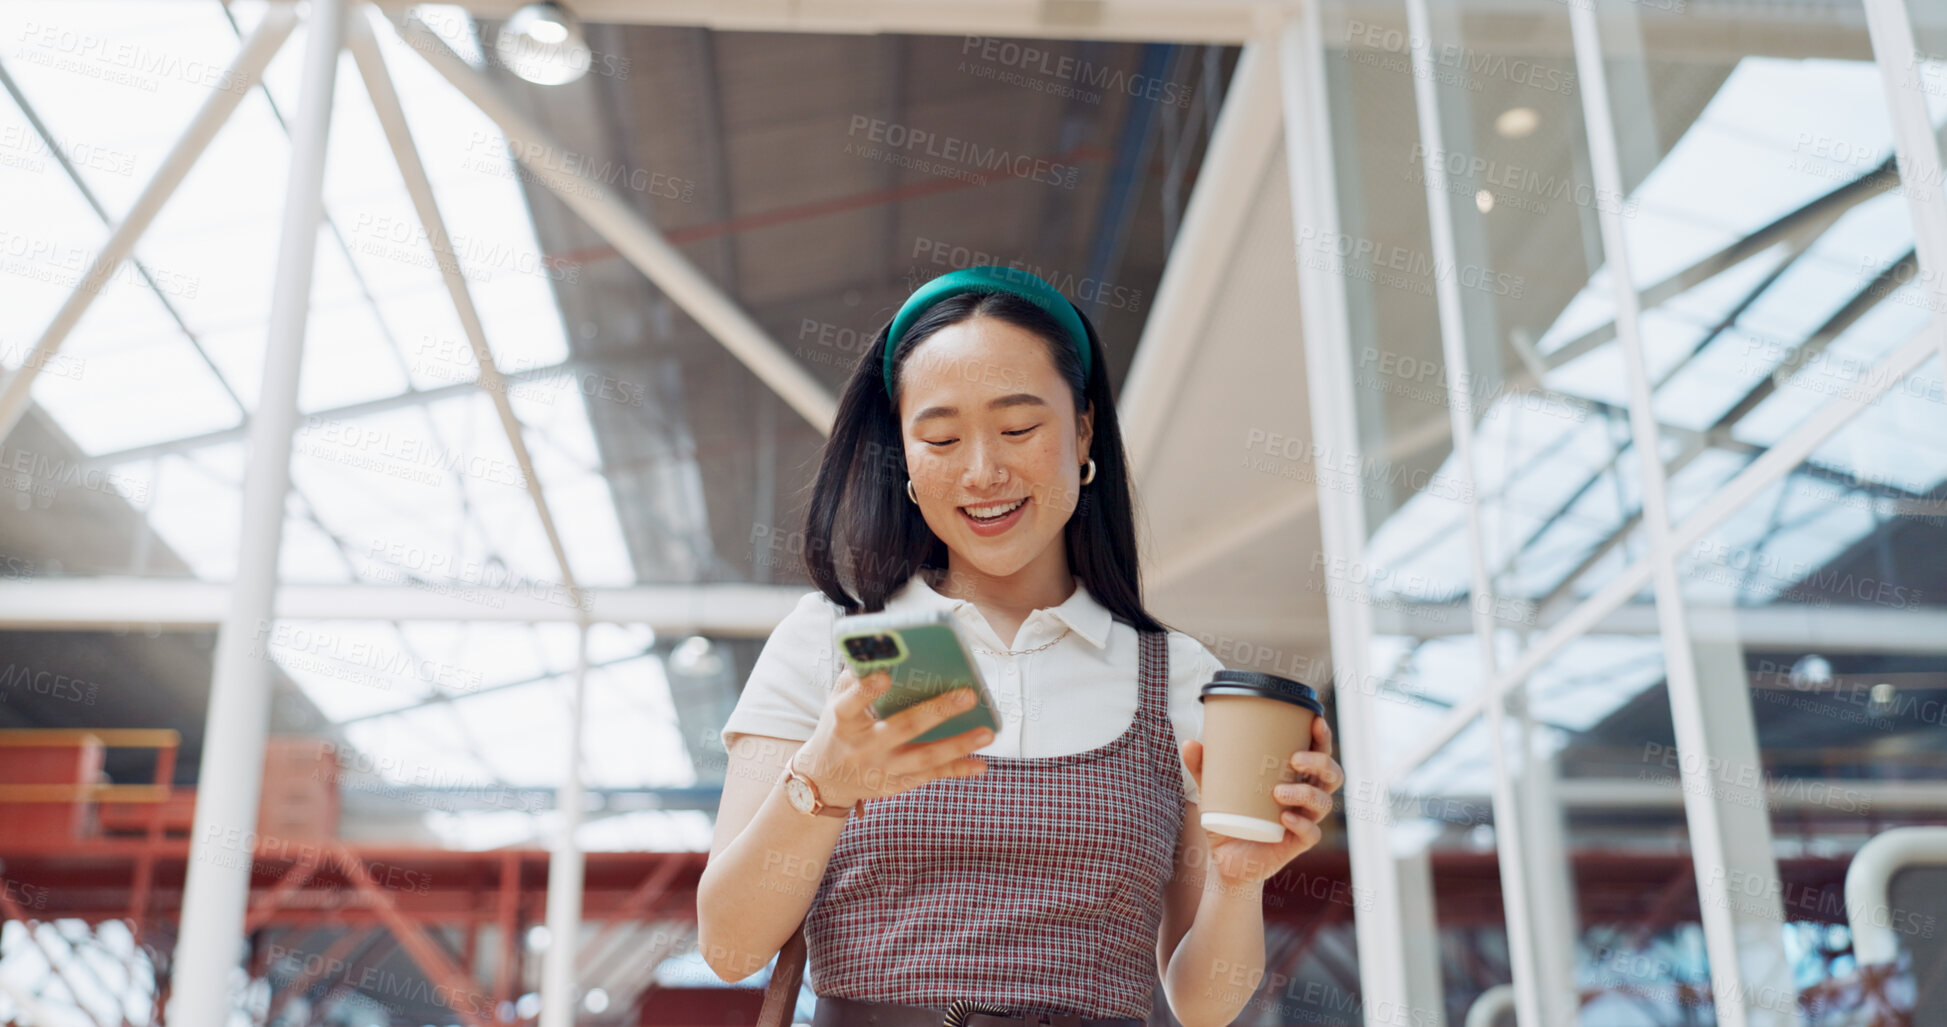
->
[782,755,864,819]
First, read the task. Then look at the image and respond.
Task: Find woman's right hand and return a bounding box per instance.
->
[793,665,993,807]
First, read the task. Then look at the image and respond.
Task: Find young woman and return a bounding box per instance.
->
[698,267,1344,1027]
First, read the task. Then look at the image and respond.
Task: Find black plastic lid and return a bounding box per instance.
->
[1199,669,1323,715]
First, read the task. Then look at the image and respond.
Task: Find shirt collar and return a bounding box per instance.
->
[895,571,1114,650]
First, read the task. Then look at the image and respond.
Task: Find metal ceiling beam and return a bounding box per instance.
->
[1384,321,1941,783]
[330,649,650,726]
[353,0,1879,52]
[1146,142,1935,594]
[0,31,417,616]
[1539,155,1902,375]
[1863,0,1947,387]
[391,11,838,434]
[1532,238,1927,610]
[541,137,1112,271]
[340,777,1947,814]
[0,578,806,633]
[1372,601,1947,654]
[0,60,246,418]
[348,12,582,606]
[81,352,672,470]
[0,8,296,446]
[376,0,1285,42]
[1416,779,1947,811]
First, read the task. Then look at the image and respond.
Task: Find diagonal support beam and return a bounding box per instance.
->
[1536,241,1922,611]
[346,12,582,606]
[1862,0,1947,379]
[82,353,649,470]
[0,7,297,446]
[391,11,837,434]
[1150,150,1933,595]
[576,857,683,982]
[244,848,321,933]
[303,937,401,1027]
[613,923,694,1022]
[1539,157,1900,374]
[330,843,495,1027]
[1383,265,1945,785]
[263,927,379,1027]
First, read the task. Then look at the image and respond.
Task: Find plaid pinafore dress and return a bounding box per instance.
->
[804,628,1184,1020]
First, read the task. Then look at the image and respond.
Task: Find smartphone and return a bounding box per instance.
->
[833,609,1003,745]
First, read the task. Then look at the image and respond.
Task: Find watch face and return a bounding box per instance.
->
[785,775,815,813]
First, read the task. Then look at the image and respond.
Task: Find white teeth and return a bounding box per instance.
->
[962,498,1026,520]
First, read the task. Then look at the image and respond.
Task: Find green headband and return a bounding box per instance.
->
[883,265,1092,399]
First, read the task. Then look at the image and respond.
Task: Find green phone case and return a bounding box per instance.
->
[833,609,1003,744]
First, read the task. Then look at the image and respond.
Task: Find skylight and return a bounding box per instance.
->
[1,0,660,847]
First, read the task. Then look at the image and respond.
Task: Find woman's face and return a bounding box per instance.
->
[897,315,1094,581]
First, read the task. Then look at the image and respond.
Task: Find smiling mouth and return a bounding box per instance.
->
[960,497,1028,524]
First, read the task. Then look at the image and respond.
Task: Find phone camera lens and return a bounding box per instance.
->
[846,634,900,663]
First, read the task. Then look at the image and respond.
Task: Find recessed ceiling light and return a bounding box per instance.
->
[496,2,590,85]
[1495,106,1540,139]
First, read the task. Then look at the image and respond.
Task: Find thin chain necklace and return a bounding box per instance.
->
[973,626,1070,657]
[927,570,1073,656]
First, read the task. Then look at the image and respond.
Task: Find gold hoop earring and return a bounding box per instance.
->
[906,479,918,504]
[1079,458,1096,486]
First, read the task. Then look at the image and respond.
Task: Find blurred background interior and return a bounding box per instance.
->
[0,0,1944,1024]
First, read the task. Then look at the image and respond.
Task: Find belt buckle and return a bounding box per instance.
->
[941,999,1016,1027]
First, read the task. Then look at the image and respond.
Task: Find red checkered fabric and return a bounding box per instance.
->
[805,628,1184,1019]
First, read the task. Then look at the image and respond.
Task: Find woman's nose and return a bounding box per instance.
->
[960,437,1008,487]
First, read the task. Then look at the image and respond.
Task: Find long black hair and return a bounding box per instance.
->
[801,290,1165,633]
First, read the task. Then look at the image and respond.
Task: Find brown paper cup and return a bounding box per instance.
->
[1197,671,1323,842]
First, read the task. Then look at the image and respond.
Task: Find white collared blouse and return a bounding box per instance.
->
[719,571,1224,804]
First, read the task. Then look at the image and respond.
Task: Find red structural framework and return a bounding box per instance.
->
[0,728,1889,1025]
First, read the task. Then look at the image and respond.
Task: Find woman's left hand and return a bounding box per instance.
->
[1180,716,1344,889]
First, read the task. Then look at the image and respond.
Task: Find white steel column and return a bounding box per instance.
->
[1394,847,1446,1026]
[1862,0,1947,371]
[1275,14,1414,1024]
[168,1,347,1023]
[1567,3,1780,1023]
[1511,695,1583,1021]
[1689,622,1797,1014]
[540,622,591,1027]
[1398,0,1552,1018]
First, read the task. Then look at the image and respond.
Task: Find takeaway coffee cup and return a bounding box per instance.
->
[1197,670,1325,842]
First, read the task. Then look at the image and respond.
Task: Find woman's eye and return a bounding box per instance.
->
[920,427,1033,447]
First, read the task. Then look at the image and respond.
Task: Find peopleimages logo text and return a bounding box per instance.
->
[960,38,1194,108]
[846,116,1080,189]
